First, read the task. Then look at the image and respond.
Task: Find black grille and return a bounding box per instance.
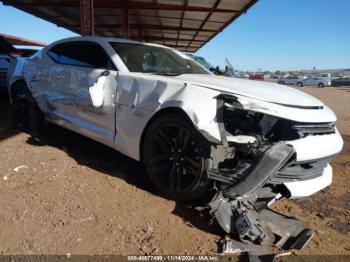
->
[291,122,335,136]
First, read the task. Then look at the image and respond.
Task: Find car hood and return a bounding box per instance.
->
[173,74,324,107]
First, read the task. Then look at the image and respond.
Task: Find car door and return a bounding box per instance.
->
[313,77,321,85]
[305,77,315,86]
[285,77,292,84]
[43,42,82,119]
[345,78,350,86]
[59,41,118,147]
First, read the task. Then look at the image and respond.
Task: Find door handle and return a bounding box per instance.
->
[28,73,41,81]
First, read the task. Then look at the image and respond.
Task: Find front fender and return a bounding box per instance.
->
[113,76,222,161]
[159,97,222,144]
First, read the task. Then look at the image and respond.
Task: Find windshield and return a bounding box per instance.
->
[110,42,209,75]
[192,56,213,69]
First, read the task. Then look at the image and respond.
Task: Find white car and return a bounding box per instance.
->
[8,37,343,252]
[297,77,332,88]
[277,76,303,85]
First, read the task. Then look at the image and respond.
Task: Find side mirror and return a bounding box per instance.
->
[99,70,110,77]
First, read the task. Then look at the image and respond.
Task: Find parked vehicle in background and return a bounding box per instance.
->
[0,36,16,90]
[297,77,332,88]
[8,36,343,253]
[249,74,264,80]
[0,36,39,92]
[0,53,11,90]
[277,76,303,85]
[331,77,350,87]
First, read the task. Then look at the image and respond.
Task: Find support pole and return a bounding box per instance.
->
[123,9,129,39]
[80,0,94,36]
[138,24,144,41]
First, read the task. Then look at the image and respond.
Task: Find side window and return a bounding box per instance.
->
[48,41,115,70]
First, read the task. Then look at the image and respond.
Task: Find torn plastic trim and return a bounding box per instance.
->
[222,237,292,261]
[206,140,316,255]
[216,94,234,147]
[283,164,333,199]
[207,142,296,205]
[210,192,314,255]
[222,143,295,198]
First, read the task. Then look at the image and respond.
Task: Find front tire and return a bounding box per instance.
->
[318,83,325,88]
[143,113,211,201]
[297,82,303,87]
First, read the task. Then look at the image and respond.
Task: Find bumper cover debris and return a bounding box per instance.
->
[207,143,315,260]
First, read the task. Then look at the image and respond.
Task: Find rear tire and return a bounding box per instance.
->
[143,113,211,201]
[318,83,325,88]
[297,82,303,87]
[11,82,44,133]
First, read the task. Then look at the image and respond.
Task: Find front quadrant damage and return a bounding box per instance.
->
[202,94,340,259]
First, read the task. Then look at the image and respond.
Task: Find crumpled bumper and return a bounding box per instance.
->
[286,128,343,162]
[282,129,343,198]
[283,164,333,199]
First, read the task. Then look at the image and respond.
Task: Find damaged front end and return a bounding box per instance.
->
[206,94,337,258]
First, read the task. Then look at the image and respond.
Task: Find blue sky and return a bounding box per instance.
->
[1,0,349,71]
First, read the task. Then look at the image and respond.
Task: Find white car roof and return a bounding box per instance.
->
[48,36,172,50]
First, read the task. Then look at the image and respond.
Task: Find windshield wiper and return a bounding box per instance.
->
[155,72,181,76]
[144,71,181,76]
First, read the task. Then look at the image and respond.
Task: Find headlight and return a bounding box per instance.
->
[217,94,304,143]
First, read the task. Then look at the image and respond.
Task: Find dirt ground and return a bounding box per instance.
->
[0,85,349,257]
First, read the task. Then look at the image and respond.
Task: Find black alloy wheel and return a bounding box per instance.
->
[143,114,210,201]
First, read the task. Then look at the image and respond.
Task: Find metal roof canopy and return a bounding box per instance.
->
[0,33,47,47]
[2,0,258,52]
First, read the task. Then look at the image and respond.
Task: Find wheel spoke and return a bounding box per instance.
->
[176,167,182,191]
[153,130,171,153]
[184,156,200,169]
[176,127,191,150]
[183,156,200,176]
[168,164,177,190]
[175,127,184,149]
[149,155,169,166]
[151,159,171,173]
[181,132,191,151]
